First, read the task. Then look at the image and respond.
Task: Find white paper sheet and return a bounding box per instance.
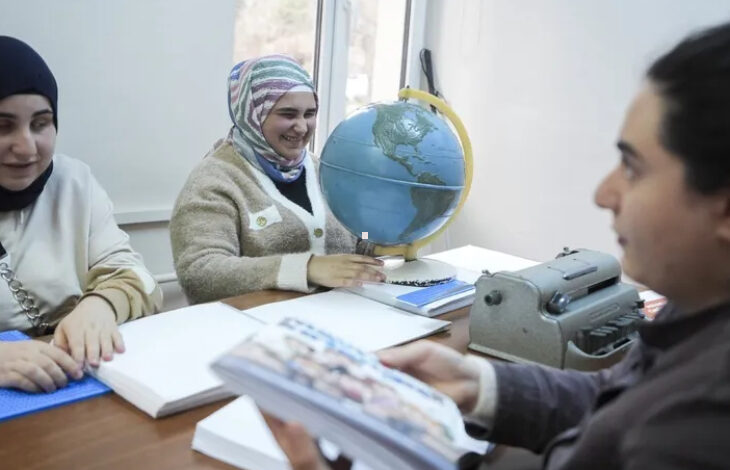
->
[242,290,450,352]
[425,244,539,277]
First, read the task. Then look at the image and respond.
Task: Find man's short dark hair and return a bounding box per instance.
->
[648,22,730,194]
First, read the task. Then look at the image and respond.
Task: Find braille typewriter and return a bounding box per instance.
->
[468,248,645,371]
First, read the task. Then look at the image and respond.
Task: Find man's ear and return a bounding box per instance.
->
[716,190,730,243]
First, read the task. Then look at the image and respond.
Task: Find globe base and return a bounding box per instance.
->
[385,259,456,287]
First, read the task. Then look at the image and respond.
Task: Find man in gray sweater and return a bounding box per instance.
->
[264,21,730,470]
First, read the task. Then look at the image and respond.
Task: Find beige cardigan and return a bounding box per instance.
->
[170,142,357,304]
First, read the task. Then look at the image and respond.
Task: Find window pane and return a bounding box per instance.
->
[233,0,318,74]
[346,0,407,115]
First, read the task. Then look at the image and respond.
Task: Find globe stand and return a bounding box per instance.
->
[383,258,457,287]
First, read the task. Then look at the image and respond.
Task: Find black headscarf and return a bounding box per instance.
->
[0,36,58,211]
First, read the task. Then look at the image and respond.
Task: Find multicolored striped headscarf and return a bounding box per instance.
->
[227,55,317,182]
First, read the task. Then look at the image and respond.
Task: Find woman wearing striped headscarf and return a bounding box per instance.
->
[170,55,384,304]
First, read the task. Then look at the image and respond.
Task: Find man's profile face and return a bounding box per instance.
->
[594,85,725,302]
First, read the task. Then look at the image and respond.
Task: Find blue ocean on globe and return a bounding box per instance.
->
[319,100,465,245]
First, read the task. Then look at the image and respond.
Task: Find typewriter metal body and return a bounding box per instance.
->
[468,248,645,371]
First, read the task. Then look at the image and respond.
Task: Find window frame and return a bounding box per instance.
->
[311,0,427,155]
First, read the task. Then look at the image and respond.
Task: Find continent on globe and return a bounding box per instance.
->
[372,104,437,177]
[400,172,458,241]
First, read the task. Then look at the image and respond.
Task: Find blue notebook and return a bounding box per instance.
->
[0,330,111,422]
[396,279,474,308]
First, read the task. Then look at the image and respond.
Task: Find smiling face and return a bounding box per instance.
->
[261,91,317,161]
[0,94,56,191]
[594,84,730,309]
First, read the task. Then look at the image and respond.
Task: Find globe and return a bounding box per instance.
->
[319,99,466,247]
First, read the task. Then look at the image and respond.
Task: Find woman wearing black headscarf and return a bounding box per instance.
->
[0,36,162,392]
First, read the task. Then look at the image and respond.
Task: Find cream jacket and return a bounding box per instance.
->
[0,155,162,334]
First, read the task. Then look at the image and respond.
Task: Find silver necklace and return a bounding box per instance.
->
[0,244,50,335]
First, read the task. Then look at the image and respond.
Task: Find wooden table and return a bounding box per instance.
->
[0,290,478,470]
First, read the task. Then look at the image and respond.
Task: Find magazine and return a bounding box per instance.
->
[211,317,492,470]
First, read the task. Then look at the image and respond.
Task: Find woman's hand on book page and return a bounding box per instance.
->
[54,295,125,367]
[0,340,83,392]
[262,412,332,470]
[378,341,483,414]
[307,254,385,288]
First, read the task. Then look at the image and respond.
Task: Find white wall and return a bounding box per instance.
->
[424,0,730,263]
[1,0,237,308]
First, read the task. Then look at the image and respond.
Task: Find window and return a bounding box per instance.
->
[233,0,318,72]
[345,0,407,115]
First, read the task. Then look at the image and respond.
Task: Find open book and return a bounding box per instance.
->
[211,317,492,470]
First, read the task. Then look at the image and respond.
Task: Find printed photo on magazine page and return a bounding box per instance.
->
[216,317,485,467]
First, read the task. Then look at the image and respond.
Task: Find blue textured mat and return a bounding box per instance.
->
[0,330,111,422]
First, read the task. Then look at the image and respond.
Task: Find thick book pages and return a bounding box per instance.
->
[193,396,377,470]
[193,396,289,470]
[89,302,263,418]
[0,330,111,422]
[347,246,539,317]
[211,318,491,470]
[243,290,450,351]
